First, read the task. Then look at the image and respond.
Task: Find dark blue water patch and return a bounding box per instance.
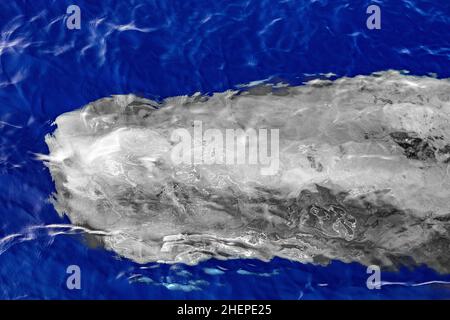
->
[1,235,450,299]
[0,0,449,299]
[1,0,449,119]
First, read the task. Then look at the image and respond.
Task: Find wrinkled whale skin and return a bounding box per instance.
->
[42,71,450,272]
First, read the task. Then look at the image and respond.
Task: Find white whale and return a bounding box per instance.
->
[40,71,450,271]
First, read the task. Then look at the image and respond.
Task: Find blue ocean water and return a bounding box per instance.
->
[0,0,450,299]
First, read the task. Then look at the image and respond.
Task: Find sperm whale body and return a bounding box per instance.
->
[41,71,450,272]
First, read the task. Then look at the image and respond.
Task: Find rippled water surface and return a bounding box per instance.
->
[1,0,450,299]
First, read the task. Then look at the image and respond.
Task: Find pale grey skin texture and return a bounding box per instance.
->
[42,71,450,272]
